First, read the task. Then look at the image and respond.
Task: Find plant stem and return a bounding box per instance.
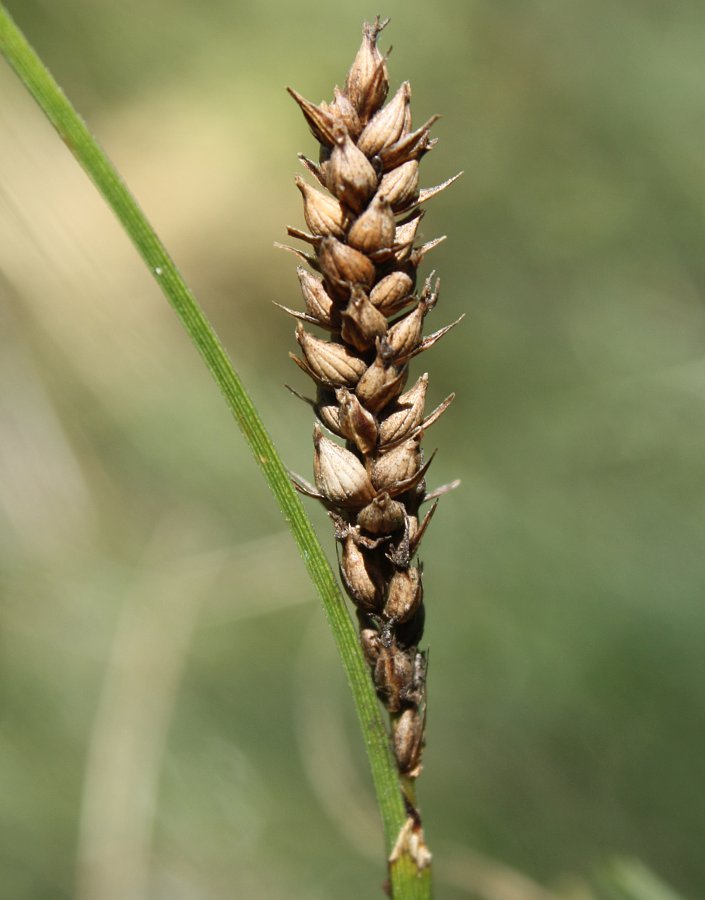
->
[0,5,431,897]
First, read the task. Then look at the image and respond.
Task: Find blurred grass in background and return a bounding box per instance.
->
[1,1,704,898]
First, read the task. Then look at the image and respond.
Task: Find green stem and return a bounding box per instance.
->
[0,5,431,898]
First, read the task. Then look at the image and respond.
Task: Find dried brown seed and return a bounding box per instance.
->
[296,267,335,326]
[386,304,426,360]
[356,342,408,412]
[356,359,408,413]
[357,492,406,535]
[370,271,415,315]
[378,115,439,171]
[313,388,345,436]
[393,708,425,776]
[313,424,376,507]
[336,387,378,454]
[329,85,362,138]
[344,18,390,122]
[295,176,345,238]
[347,192,396,255]
[371,435,422,491]
[326,127,378,213]
[286,87,338,147]
[317,236,376,292]
[386,450,436,501]
[378,373,429,445]
[384,566,423,623]
[357,81,411,157]
[340,285,388,352]
[379,160,420,212]
[296,323,367,387]
[340,533,384,613]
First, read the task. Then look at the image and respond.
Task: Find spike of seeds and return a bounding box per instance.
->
[285,20,459,787]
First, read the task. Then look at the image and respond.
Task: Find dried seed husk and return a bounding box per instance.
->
[356,354,408,413]
[379,160,420,212]
[296,267,335,326]
[393,214,423,263]
[393,707,425,776]
[340,533,384,613]
[386,449,436,501]
[326,127,378,213]
[378,373,429,445]
[357,81,411,157]
[296,323,367,387]
[357,492,406,534]
[370,271,415,315]
[329,85,362,138]
[371,435,422,491]
[347,192,396,255]
[340,286,388,352]
[286,87,338,147]
[318,236,376,291]
[378,115,439,171]
[313,424,376,507]
[374,642,414,713]
[386,304,425,360]
[384,566,423,622]
[336,387,378,454]
[313,388,345,436]
[295,176,345,238]
[344,18,389,122]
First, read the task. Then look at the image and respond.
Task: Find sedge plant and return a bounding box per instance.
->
[0,8,459,897]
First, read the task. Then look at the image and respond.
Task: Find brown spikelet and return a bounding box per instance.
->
[284,20,460,791]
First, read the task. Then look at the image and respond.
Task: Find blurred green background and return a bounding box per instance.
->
[1,1,704,898]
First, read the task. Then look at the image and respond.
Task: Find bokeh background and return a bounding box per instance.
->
[1,2,704,898]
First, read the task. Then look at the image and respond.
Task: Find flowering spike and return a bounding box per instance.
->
[285,21,460,787]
